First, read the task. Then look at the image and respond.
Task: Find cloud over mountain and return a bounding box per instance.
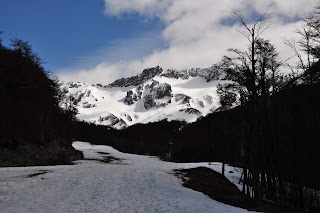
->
[59,0,318,84]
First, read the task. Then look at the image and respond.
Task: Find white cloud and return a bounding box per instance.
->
[59,62,141,85]
[272,0,319,19]
[59,0,318,84]
[104,0,172,17]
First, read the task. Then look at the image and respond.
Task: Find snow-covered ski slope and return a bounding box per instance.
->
[0,142,257,213]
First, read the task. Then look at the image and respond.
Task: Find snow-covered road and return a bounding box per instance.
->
[0,142,257,213]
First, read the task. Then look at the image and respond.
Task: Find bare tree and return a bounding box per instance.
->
[231,10,272,102]
[284,5,320,85]
[218,10,286,201]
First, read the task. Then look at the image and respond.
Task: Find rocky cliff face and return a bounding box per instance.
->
[109,66,163,87]
[98,113,127,129]
[161,66,222,82]
[142,81,172,110]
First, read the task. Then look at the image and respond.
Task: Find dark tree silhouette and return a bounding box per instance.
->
[0,37,82,166]
[218,10,287,202]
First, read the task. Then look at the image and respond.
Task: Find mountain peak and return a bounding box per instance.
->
[109,66,163,87]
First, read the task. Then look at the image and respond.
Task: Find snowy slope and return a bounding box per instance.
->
[0,142,257,213]
[63,66,230,129]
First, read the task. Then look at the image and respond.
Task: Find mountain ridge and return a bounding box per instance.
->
[63,66,229,129]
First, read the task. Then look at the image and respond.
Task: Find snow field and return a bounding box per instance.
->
[0,142,258,213]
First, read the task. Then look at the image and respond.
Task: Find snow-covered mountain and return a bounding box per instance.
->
[63,66,229,129]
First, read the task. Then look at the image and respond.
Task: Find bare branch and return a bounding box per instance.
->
[231,11,251,33]
[257,23,273,37]
[232,9,272,42]
[284,38,307,72]
[235,29,252,42]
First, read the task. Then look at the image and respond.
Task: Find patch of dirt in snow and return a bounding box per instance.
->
[97,151,110,155]
[85,153,127,165]
[89,156,126,164]
[26,170,52,178]
[175,167,294,213]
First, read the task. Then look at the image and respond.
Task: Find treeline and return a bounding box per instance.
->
[69,119,183,157]
[194,6,320,212]
[0,36,82,166]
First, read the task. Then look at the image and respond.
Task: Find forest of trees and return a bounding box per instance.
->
[0,35,82,166]
[213,6,320,212]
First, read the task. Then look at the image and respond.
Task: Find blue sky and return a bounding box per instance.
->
[0,0,165,71]
[1,0,316,84]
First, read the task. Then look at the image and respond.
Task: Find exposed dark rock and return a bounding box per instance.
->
[70,89,93,106]
[188,68,200,77]
[98,114,127,128]
[137,84,143,91]
[153,83,172,99]
[71,92,84,105]
[62,87,69,94]
[157,103,167,108]
[121,113,133,122]
[117,118,127,128]
[67,82,81,88]
[161,66,222,82]
[203,95,213,104]
[198,100,204,108]
[143,83,172,110]
[83,103,97,108]
[132,94,138,101]
[109,66,163,87]
[126,115,132,122]
[198,66,222,82]
[175,93,192,104]
[98,114,117,125]
[27,171,50,178]
[124,90,134,105]
[214,105,233,112]
[179,108,202,115]
[85,90,91,97]
[161,69,189,79]
[143,94,157,110]
[150,80,160,88]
